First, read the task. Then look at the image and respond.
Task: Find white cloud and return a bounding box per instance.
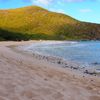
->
[50,8,66,14]
[23,0,98,6]
[64,0,83,2]
[80,9,92,13]
[64,0,98,2]
[56,9,66,14]
[33,0,53,5]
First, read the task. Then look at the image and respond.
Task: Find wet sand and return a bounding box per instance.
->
[0,41,100,100]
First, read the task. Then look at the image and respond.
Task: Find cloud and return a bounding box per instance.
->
[32,0,99,6]
[0,0,98,6]
[64,0,98,2]
[21,0,99,5]
[64,0,84,2]
[50,8,66,14]
[80,9,92,13]
[32,0,53,5]
[0,0,98,3]
[55,9,66,13]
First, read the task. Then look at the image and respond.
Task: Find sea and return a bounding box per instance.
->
[20,41,100,71]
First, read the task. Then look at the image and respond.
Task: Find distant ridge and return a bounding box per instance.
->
[0,6,100,40]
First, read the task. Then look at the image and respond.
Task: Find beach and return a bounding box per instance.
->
[0,41,100,100]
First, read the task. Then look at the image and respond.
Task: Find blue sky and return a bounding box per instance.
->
[0,0,100,23]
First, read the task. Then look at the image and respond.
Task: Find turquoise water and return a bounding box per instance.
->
[23,41,100,68]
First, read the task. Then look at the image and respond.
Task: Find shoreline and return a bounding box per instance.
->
[16,40,100,76]
[0,41,100,100]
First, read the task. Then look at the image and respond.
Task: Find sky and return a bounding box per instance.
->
[0,0,100,24]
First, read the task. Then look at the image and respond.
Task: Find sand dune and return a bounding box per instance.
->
[0,41,100,100]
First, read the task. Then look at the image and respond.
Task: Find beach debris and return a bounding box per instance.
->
[69,65,79,70]
[57,61,61,64]
[84,69,96,75]
[32,52,99,76]
[65,65,69,68]
[92,62,100,65]
[72,66,79,70]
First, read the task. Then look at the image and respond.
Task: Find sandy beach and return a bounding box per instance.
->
[0,41,100,100]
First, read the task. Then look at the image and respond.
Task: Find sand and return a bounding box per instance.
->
[0,41,100,100]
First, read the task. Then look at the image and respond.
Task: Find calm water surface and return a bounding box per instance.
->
[23,41,100,69]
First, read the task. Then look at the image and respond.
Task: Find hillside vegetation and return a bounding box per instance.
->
[0,6,100,40]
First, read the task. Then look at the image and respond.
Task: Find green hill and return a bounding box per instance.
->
[0,6,100,41]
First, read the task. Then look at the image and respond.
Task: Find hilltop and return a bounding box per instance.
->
[0,6,100,40]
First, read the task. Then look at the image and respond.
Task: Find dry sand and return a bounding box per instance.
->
[0,41,100,100]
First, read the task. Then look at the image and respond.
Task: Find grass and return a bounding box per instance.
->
[0,6,100,41]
